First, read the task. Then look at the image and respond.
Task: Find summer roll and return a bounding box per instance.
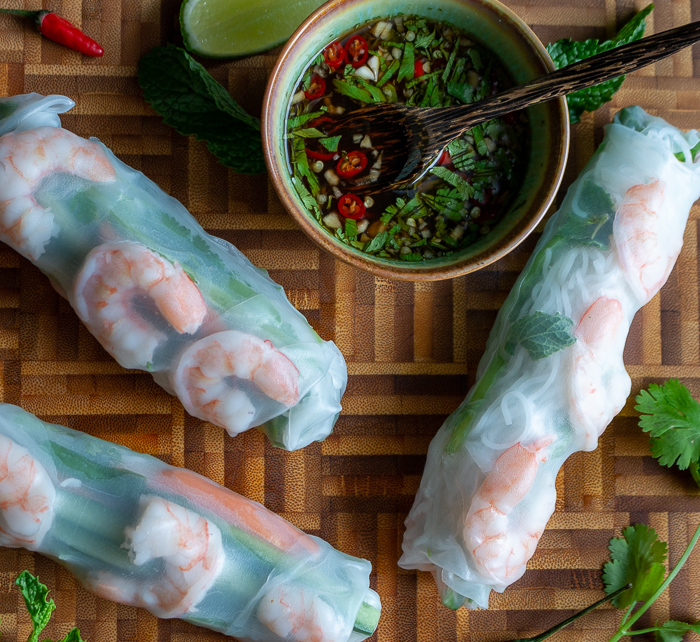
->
[399,107,700,608]
[0,93,346,451]
[0,403,380,640]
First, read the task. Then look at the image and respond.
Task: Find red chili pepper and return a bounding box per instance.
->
[304,74,326,100]
[338,194,366,219]
[344,35,368,68]
[438,149,452,166]
[0,9,104,56]
[336,151,367,179]
[324,41,346,70]
[414,60,425,78]
[305,147,335,161]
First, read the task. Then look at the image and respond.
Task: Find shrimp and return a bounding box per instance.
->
[614,179,678,304]
[0,434,55,550]
[569,296,631,451]
[155,468,319,555]
[172,330,300,437]
[257,585,349,642]
[463,436,555,585]
[73,241,207,370]
[0,126,116,260]
[121,496,224,618]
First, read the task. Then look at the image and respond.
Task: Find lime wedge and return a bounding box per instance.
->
[180,0,327,58]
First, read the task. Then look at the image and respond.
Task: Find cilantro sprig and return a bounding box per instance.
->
[514,523,700,642]
[546,4,654,123]
[636,379,700,487]
[15,571,85,642]
[514,378,700,641]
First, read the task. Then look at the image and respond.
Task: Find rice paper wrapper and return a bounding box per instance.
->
[399,107,700,608]
[0,403,380,641]
[0,93,347,451]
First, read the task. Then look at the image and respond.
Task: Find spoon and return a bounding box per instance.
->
[318,19,700,193]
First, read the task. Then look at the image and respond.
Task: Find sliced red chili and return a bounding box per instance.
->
[336,151,368,179]
[414,60,425,78]
[324,41,346,70]
[308,116,333,129]
[338,194,366,219]
[306,147,335,161]
[438,149,452,166]
[304,74,326,100]
[344,35,368,68]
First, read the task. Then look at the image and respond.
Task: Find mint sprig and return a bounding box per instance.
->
[138,45,265,174]
[505,311,576,361]
[546,4,654,123]
[15,571,85,642]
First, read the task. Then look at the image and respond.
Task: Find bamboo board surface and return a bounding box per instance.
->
[1,0,700,640]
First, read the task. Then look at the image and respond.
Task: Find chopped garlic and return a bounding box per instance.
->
[324,169,339,186]
[323,212,342,229]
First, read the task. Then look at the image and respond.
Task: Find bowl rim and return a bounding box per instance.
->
[262,0,570,281]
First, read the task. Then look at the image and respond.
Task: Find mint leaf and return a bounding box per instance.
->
[505,311,576,360]
[655,620,700,642]
[138,45,265,174]
[397,42,415,83]
[603,524,667,608]
[429,166,474,200]
[557,182,616,249]
[332,78,374,103]
[635,380,700,479]
[546,4,653,123]
[290,127,327,138]
[16,571,56,642]
[320,135,341,152]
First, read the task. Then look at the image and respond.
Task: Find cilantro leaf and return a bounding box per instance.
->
[505,311,576,360]
[635,380,700,483]
[655,620,700,642]
[603,524,667,608]
[546,4,653,123]
[365,231,388,253]
[138,45,265,174]
[429,166,474,200]
[332,78,375,103]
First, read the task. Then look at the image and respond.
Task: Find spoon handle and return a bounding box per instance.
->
[431,19,700,140]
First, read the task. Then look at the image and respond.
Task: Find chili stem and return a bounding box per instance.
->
[608,521,700,642]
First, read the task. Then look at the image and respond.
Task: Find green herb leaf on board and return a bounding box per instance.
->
[635,379,700,483]
[603,524,668,608]
[138,45,265,174]
[546,4,654,123]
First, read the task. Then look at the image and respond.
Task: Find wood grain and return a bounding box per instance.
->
[1,1,700,641]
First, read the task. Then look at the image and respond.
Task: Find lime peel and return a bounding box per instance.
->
[180,0,328,58]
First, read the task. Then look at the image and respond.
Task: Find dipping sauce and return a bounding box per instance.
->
[286,15,529,262]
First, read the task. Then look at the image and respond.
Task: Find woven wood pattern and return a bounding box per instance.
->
[1,0,700,640]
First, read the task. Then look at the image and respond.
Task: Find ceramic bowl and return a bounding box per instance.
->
[262,0,569,281]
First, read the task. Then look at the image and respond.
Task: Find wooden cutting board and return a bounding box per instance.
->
[0,1,699,640]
